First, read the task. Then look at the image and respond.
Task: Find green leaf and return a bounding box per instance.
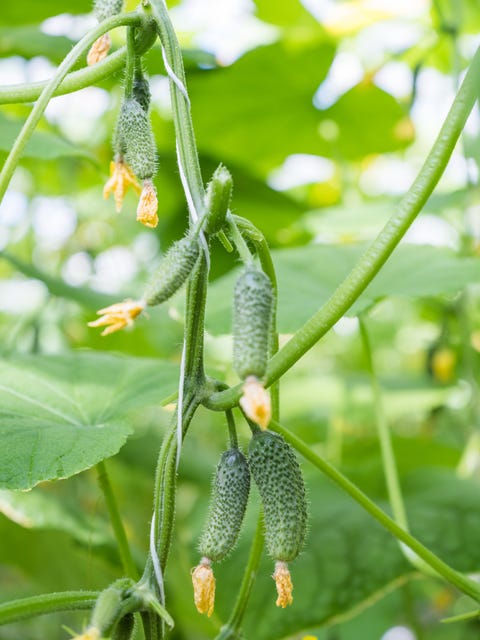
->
[0,26,73,63]
[0,0,91,25]
[253,0,315,26]
[0,112,92,160]
[188,41,336,173]
[0,352,178,490]
[204,244,480,334]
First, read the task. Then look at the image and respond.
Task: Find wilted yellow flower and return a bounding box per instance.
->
[239,376,271,429]
[87,34,111,66]
[273,561,293,608]
[191,559,215,617]
[137,179,159,228]
[103,159,141,213]
[88,300,145,336]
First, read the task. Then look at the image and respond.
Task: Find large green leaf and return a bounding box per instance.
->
[0,352,178,490]
[204,244,480,334]
[1,0,91,25]
[188,41,336,173]
[0,26,73,62]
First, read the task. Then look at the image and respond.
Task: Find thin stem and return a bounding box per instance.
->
[0,11,142,205]
[270,419,480,603]
[215,512,265,640]
[124,27,137,98]
[0,48,127,105]
[358,317,409,530]
[0,591,97,626]
[227,218,254,264]
[226,410,238,448]
[205,45,480,412]
[97,460,138,580]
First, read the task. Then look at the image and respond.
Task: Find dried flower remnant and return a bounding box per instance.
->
[88,300,145,336]
[103,159,141,213]
[87,34,111,66]
[137,179,158,228]
[273,561,293,608]
[239,376,271,429]
[191,558,215,617]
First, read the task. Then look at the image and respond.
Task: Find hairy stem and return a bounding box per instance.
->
[0,591,97,626]
[270,419,480,603]
[205,45,480,412]
[97,460,138,580]
[0,11,143,205]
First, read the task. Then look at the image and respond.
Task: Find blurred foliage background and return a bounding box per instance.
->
[2,0,480,639]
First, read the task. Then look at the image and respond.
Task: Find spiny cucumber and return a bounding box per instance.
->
[93,0,124,21]
[199,448,250,562]
[204,164,233,235]
[248,430,307,606]
[144,235,200,306]
[233,265,274,381]
[118,97,157,180]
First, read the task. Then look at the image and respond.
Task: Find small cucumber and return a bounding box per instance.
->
[199,448,250,562]
[233,266,274,381]
[204,164,233,235]
[248,430,307,562]
[144,235,200,306]
[93,0,124,21]
[118,97,157,180]
[133,70,151,113]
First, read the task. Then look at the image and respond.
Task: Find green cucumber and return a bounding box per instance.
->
[118,97,157,180]
[204,164,233,235]
[199,448,250,562]
[233,266,274,381]
[93,0,124,21]
[248,430,307,562]
[144,235,200,306]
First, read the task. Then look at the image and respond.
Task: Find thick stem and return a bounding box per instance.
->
[0,591,97,626]
[205,45,480,412]
[270,419,480,603]
[97,460,138,580]
[0,11,142,205]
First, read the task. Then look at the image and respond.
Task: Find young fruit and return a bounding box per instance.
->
[192,448,250,616]
[118,97,157,180]
[93,0,123,21]
[144,235,200,306]
[248,430,307,607]
[233,265,273,381]
[204,164,233,235]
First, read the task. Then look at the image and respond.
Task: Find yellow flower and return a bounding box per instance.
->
[137,179,159,228]
[88,300,145,336]
[239,376,271,429]
[87,34,111,66]
[273,561,293,608]
[71,627,101,640]
[191,559,215,617]
[103,159,141,213]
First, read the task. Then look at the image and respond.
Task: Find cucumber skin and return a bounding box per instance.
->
[199,449,251,562]
[118,98,157,180]
[233,266,274,380]
[144,236,200,306]
[248,430,307,562]
[94,0,124,21]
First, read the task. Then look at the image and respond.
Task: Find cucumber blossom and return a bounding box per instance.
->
[199,448,250,562]
[192,448,250,617]
[144,235,200,306]
[204,164,233,235]
[248,430,307,607]
[118,97,157,180]
[233,266,274,381]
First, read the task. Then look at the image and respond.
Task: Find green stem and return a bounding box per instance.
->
[270,419,480,602]
[124,26,137,98]
[97,460,138,580]
[358,317,409,530]
[215,512,265,640]
[227,218,254,264]
[0,591,97,626]
[226,410,238,448]
[0,48,127,105]
[205,45,480,412]
[0,11,142,205]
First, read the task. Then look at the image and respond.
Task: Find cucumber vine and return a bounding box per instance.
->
[1,1,480,639]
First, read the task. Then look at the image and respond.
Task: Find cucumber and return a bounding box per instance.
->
[204,164,233,235]
[118,97,157,180]
[248,430,307,563]
[144,235,200,306]
[233,266,273,381]
[93,0,124,21]
[199,448,250,562]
